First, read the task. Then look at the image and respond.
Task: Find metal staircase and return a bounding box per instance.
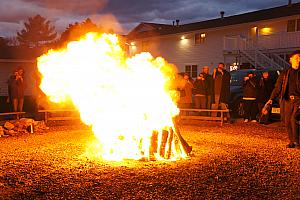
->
[223,35,291,70]
[241,39,290,70]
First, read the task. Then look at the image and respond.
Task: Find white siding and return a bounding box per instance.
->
[129,14,300,73]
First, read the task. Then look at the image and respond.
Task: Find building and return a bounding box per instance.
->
[126,1,300,78]
[0,45,43,112]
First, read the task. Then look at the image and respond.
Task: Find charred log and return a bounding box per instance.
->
[166,128,174,159]
[159,130,169,157]
[149,130,159,161]
[172,116,192,155]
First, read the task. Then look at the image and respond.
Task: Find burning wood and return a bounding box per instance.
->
[145,117,192,161]
[37,33,190,161]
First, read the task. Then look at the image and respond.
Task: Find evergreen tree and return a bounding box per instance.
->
[59,18,102,45]
[17,15,57,47]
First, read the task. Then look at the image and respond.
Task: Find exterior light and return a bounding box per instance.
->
[181,36,186,40]
[200,33,206,38]
[130,42,135,46]
[261,27,272,35]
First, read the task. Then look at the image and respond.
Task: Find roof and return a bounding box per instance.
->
[127,2,300,40]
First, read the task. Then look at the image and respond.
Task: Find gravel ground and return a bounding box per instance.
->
[1,120,300,199]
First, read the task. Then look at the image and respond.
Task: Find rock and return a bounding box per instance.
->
[4,122,14,130]
[9,130,16,136]
[13,121,22,128]
[4,129,16,136]
[34,121,47,130]
[19,118,34,127]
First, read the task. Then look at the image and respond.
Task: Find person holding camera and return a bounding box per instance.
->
[193,73,207,115]
[7,68,25,112]
[243,71,259,122]
[211,63,231,120]
[257,71,275,124]
[178,73,193,111]
[267,51,300,148]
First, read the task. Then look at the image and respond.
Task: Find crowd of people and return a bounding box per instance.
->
[178,51,300,149]
[177,62,231,121]
[241,70,275,123]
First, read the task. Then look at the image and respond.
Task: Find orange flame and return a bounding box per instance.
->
[37,33,186,161]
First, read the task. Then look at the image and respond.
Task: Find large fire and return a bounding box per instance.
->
[37,33,189,161]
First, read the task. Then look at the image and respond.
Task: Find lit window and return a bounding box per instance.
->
[260,27,272,35]
[195,33,206,44]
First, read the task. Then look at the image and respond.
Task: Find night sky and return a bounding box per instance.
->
[0,0,299,37]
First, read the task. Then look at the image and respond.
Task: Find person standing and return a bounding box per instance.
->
[268,51,300,148]
[193,73,207,115]
[178,73,193,115]
[7,69,25,112]
[257,71,275,124]
[243,72,259,122]
[211,63,231,120]
[202,66,214,111]
[17,67,25,112]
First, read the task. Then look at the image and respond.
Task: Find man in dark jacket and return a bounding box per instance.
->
[193,73,207,115]
[268,50,300,148]
[7,69,25,112]
[243,72,259,122]
[257,71,275,124]
[202,66,214,110]
[211,63,231,119]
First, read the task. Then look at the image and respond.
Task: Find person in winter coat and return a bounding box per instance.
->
[178,73,194,115]
[211,63,231,120]
[267,50,300,148]
[193,73,207,115]
[7,68,25,112]
[202,66,214,110]
[243,71,259,122]
[257,71,275,124]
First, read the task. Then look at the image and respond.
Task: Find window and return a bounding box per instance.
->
[191,65,198,78]
[195,33,206,44]
[185,65,198,78]
[287,20,296,32]
[287,19,300,32]
[185,65,191,77]
[297,19,300,31]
